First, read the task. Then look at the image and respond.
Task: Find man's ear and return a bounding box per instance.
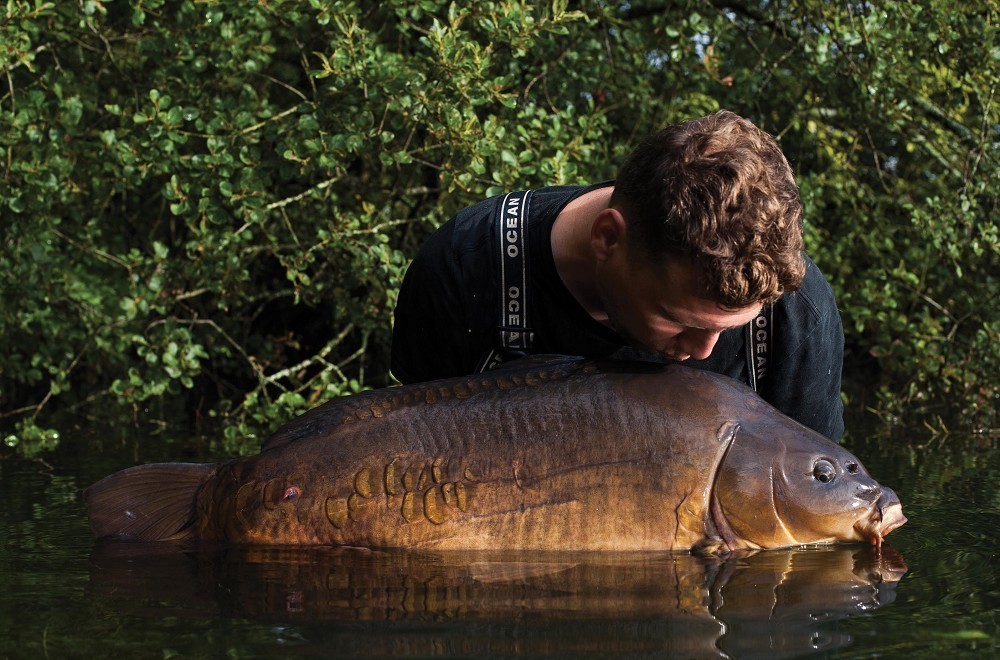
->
[590,208,627,262]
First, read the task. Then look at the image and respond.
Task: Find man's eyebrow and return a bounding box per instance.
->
[695,321,743,332]
[661,307,760,333]
[660,309,719,332]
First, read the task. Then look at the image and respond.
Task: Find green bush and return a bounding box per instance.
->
[2,0,996,454]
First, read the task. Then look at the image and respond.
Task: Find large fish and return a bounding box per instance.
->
[85,358,906,553]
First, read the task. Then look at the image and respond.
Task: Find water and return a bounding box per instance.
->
[1,415,998,658]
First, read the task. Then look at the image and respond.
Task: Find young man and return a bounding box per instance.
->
[390,111,845,440]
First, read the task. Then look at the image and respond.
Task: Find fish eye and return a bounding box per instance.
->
[813,460,836,484]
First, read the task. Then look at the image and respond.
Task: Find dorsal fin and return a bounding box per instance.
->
[84,463,216,541]
[260,356,592,451]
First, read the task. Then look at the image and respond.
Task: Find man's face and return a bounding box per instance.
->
[596,252,761,362]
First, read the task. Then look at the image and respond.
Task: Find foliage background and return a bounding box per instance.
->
[2,0,997,454]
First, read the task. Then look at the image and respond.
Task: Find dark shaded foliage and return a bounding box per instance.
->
[2,0,996,453]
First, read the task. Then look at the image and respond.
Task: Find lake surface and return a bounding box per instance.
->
[1,411,997,658]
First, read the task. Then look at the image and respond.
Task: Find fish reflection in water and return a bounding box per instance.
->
[88,542,906,657]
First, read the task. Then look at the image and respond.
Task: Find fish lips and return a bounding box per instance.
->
[855,486,907,547]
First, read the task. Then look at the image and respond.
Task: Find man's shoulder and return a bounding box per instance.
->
[424,184,599,255]
[453,184,598,221]
[778,253,838,322]
[770,252,843,361]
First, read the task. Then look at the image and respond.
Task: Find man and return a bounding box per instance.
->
[390,111,845,440]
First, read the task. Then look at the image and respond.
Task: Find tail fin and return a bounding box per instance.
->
[84,463,216,541]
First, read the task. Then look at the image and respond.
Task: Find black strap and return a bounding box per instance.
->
[476,188,772,386]
[745,303,772,392]
[476,189,535,373]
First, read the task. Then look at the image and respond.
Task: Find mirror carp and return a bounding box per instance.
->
[85,358,906,554]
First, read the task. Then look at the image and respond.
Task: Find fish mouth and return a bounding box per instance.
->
[855,486,907,547]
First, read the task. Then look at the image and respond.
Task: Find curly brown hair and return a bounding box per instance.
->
[610,110,806,308]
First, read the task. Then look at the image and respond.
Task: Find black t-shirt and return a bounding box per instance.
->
[391,184,845,440]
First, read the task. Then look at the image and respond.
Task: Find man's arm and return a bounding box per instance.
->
[390,212,497,384]
[764,258,846,441]
[390,247,468,384]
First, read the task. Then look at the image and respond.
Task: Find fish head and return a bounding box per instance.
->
[711,422,906,551]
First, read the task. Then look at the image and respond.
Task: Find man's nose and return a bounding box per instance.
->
[679,331,722,361]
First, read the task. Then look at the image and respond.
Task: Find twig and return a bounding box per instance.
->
[253,73,308,102]
[238,104,301,136]
[175,288,211,301]
[264,323,355,385]
[144,317,263,384]
[912,94,978,147]
[262,175,342,212]
[3,64,14,114]
[50,227,134,271]
[523,48,570,102]
[864,127,892,193]
[962,83,996,194]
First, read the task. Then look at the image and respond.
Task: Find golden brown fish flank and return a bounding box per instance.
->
[85,358,906,553]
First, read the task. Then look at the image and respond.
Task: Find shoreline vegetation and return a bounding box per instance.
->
[2,1,996,454]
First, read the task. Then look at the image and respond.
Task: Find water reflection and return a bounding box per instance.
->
[88,542,906,657]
